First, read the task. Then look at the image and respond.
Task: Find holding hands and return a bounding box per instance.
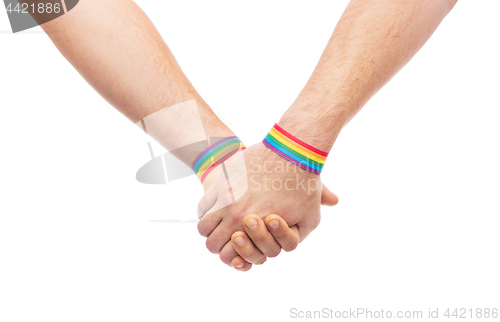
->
[197,138,338,271]
[39,0,456,271]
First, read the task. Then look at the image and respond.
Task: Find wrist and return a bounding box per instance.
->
[193,136,245,188]
[262,123,329,175]
[201,147,245,192]
[278,103,343,153]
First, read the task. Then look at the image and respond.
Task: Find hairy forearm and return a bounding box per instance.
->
[40,0,233,165]
[280,0,458,151]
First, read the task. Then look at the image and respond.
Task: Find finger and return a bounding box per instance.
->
[198,176,235,219]
[197,207,222,238]
[231,256,252,272]
[321,183,339,206]
[265,215,300,252]
[197,186,218,219]
[231,231,267,264]
[242,214,281,258]
[205,221,232,254]
[219,241,239,266]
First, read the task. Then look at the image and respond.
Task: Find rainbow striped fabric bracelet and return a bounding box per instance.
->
[192,136,246,183]
[263,123,328,174]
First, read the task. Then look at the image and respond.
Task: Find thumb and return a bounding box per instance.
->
[321,183,339,206]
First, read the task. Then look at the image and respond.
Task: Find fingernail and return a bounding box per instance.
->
[268,220,279,229]
[234,236,245,246]
[236,262,244,269]
[245,219,258,230]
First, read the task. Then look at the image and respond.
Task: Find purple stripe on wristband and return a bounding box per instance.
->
[263,140,321,174]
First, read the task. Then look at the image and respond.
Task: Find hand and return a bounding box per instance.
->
[227,185,337,270]
[197,142,337,262]
[229,214,301,271]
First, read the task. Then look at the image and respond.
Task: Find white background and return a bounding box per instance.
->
[1,1,499,321]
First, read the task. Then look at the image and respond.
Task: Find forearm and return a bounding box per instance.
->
[280,0,457,151]
[40,0,233,165]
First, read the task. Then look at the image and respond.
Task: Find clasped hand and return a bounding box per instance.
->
[197,143,338,271]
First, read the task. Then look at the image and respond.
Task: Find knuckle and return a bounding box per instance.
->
[197,201,204,218]
[229,212,244,226]
[239,247,255,259]
[284,239,299,252]
[205,238,221,254]
[219,251,234,266]
[273,228,289,240]
[197,221,210,237]
[254,256,267,265]
[266,247,281,258]
[238,244,260,263]
[249,232,267,244]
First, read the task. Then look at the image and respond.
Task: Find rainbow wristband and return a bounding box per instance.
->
[193,136,246,183]
[263,123,328,174]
